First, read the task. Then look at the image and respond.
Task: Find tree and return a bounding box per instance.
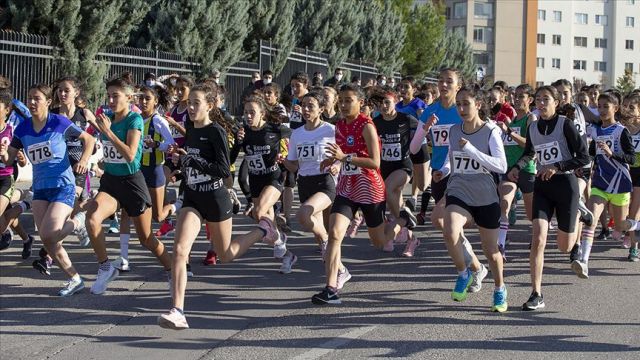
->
[399,2,446,77]
[243,0,297,76]
[615,69,636,95]
[434,31,475,82]
[7,0,154,105]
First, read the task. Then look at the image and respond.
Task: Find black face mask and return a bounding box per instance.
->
[416,94,427,101]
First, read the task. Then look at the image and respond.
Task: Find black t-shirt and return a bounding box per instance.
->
[373,112,418,165]
[51,107,88,164]
[182,122,231,192]
[241,122,291,175]
[322,112,340,125]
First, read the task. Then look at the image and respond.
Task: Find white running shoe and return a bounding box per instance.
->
[158,308,189,330]
[273,233,287,259]
[73,212,90,247]
[469,264,488,293]
[111,256,130,272]
[336,267,352,291]
[91,263,119,295]
[279,252,297,274]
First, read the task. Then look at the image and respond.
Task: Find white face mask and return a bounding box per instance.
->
[264,79,272,85]
[379,80,386,86]
[335,74,343,81]
[145,80,155,87]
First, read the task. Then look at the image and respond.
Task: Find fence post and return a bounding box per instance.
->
[259,39,263,73]
[155,45,159,75]
[305,46,308,74]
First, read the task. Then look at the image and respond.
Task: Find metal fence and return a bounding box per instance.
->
[1,30,404,116]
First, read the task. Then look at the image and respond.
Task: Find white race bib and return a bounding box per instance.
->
[452,151,484,174]
[595,135,614,156]
[535,141,561,166]
[341,154,361,175]
[503,127,520,146]
[186,167,211,185]
[102,141,126,164]
[171,125,184,139]
[246,154,266,172]
[27,141,54,165]
[381,143,402,161]
[431,124,454,146]
[290,111,303,123]
[632,135,640,153]
[296,142,320,162]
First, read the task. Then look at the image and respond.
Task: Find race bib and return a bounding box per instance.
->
[66,140,82,147]
[27,141,54,165]
[503,127,520,146]
[574,121,585,136]
[102,141,126,164]
[381,143,402,161]
[296,142,320,161]
[632,135,640,153]
[595,135,614,156]
[341,154,360,175]
[186,167,211,185]
[535,141,561,166]
[431,124,454,146]
[452,151,484,174]
[246,154,266,172]
[290,111,303,123]
[171,124,184,139]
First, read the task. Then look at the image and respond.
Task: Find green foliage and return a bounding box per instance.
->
[399,2,446,77]
[616,69,637,96]
[435,31,475,82]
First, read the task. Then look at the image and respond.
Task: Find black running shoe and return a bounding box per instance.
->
[577,199,593,227]
[596,228,610,241]
[405,198,417,213]
[400,207,417,230]
[522,292,545,311]
[0,230,12,251]
[311,287,341,305]
[21,235,34,260]
[32,258,51,276]
[569,243,580,263]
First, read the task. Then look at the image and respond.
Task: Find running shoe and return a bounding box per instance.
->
[21,235,34,259]
[203,250,217,266]
[274,233,288,259]
[508,203,517,226]
[158,308,189,330]
[569,243,581,263]
[395,227,409,244]
[258,217,280,245]
[492,287,508,313]
[229,189,241,214]
[622,233,631,249]
[276,214,291,233]
[402,235,420,257]
[571,260,589,279]
[400,207,417,230]
[498,244,507,263]
[73,212,91,247]
[155,219,175,238]
[336,267,352,290]
[112,256,130,272]
[0,229,12,251]
[383,238,394,252]
[607,217,615,229]
[311,286,341,305]
[32,257,52,276]
[91,263,119,295]
[451,269,474,302]
[577,198,594,227]
[279,251,297,274]
[405,197,417,212]
[514,189,523,201]
[346,215,363,238]
[108,218,120,234]
[416,212,427,226]
[58,277,85,297]
[628,247,639,262]
[469,264,488,293]
[186,263,193,277]
[522,292,545,311]
[243,202,254,217]
[597,227,610,240]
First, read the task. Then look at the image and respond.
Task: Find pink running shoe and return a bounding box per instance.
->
[346,215,363,238]
[402,235,420,257]
[155,219,175,237]
[258,217,280,245]
[383,238,394,252]
[395,227,409,244]
[202,250,217,266]
[622,233,631,249]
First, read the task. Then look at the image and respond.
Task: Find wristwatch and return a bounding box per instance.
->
[344,154,353,164]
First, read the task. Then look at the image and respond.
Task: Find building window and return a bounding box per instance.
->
[538,10,546,21]
[573,60,587,70]
[537,57,545,68]
[627,17,635,27]
[552,58,561,69]
[552,35,561,45]
[474,2,493,19]
[553,11,562,22]
[628,1,636,5]
[594,61,607,72]
[626,40,635,50]
[537,33,546,44]
[595,15,608,25]
[574,37,587,47]
[595,38,607,48]
[625,63,634,72]
[575,13,588,24]
[453,2,467,19]
[473,52,490,65]
[445,7,451,20]
[473,27,493,44]
[453,26,466,36]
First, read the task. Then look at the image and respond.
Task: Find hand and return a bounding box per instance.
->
[575,167,584,178]
[320,158,335,173]
[325,142,346,162]
[459,137,468,148]
[537,167,557,181]
[276,153,285,164]
[237,127,245,142]
[432,170,444,183]
[143,137,156,148]
[167,143,180,155]
[424,114,438,131]
[597,141,613,157]
[172,148,187,165]
[497,121,508,133]
[73,159,89,175]
[329,163,340,176]
[0,142,7,156]
[293,104,302,113]
[95,113,112,134]
[507,167,519,183]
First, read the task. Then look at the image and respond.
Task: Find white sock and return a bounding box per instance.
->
[71,273,81,282]
[498,221,508,247]
[581,239,593,263]
[458,268,469,278]
[628,219,640,231]
[172,199,183,214]
[120,234,130,259]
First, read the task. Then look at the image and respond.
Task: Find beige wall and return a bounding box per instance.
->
[493,0,526,86]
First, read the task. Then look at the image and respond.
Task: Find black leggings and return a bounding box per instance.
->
[238,159,252,202]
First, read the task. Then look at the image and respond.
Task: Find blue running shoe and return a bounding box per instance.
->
[452,269,474,302]
[492,287,508,312]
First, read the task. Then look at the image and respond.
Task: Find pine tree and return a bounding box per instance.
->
[615,69,636,96]
[399,2,446,77]
[435,31,475,81]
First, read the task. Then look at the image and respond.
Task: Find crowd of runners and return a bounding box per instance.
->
[0,67,638,330]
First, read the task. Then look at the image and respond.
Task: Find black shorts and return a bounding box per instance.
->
[533,173,579,233]
[183,186,232,222]
[298,173,336,204]
[631,167,640,187]
[381,159,413,180]
[431,174,450,203]
[0,175,15,200]
[500,170,535,194]
[409,144,430,165]
[249,170,283,199]
[281,168,297,188]
[446,196,500,229]
[99,171,152,217]
[331,195,386,228]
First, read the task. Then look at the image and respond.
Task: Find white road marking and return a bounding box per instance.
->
[291,325,378,360]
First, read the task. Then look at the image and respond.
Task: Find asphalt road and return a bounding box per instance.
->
[1,186,639,360]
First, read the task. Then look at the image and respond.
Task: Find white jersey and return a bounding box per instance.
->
[287,122,335,177]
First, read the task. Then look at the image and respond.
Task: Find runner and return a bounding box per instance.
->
[85,78,171,295]
[508,85,592,311]
[0,83,94,296]
[622,93,640,261]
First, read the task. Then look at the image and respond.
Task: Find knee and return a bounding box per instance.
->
[296,209,314,227]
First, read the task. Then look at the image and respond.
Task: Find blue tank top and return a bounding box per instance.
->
[420,101,463,171]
